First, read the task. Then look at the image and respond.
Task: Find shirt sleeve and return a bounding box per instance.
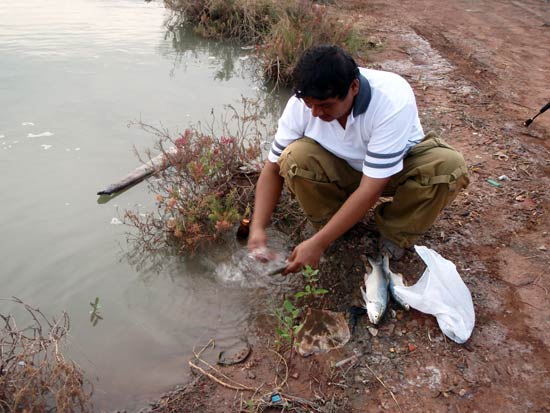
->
[362,101,418,178]
[267,96,308,163]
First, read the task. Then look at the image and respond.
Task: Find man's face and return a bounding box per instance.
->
[302,78,359,124]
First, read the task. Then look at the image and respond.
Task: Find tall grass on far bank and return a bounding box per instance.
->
[164,0,279,43]
[261,1,362,85]
[164,0,363,86]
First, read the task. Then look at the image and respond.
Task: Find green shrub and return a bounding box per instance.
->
[123,98,300,254]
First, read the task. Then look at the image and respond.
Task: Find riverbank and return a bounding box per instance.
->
[143,0,550,411]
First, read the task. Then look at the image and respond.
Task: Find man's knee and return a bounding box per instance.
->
[417,146,469,192]
[278,138,322,179]
[439,147,466,173]
[439,149,469,191]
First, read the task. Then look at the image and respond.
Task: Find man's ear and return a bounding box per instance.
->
[350,78,360,96]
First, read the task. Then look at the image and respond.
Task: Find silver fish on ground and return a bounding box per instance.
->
[360,255,389,325]
[381,254,410,311]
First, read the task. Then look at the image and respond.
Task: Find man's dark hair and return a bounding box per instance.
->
[292,45,359,100]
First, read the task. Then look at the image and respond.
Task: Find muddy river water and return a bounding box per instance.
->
[0,0,289,409]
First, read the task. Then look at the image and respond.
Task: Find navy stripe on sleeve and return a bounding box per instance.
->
[273,140,286,151]
[363,157,404,169]
[366,148,405,159]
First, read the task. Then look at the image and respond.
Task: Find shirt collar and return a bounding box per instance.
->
[352,74,372,117]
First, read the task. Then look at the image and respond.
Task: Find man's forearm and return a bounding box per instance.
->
[251,161,284,231]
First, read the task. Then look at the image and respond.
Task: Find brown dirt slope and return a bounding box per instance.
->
[144,1,550,412]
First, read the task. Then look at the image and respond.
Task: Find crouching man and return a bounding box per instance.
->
[248,45,469,274]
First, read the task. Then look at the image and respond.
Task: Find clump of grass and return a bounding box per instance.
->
[0,298,93,412]
[164,0,279,43]
[261,1,362,85]
[165,0,363,87]
[124,98,306,255]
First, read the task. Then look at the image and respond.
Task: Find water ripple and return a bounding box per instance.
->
[0,0,169,56]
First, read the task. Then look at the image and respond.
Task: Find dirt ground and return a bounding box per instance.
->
[142,1,550,412]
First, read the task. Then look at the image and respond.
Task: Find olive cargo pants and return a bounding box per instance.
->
[277,132,469,248]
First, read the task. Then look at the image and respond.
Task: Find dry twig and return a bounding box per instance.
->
[364,362,402,413]
[0,297,92,412]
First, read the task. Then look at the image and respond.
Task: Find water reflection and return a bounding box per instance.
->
[163,23,247,81]
[0,0,291,409]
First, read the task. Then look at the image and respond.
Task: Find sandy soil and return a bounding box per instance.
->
[142,1,550,412]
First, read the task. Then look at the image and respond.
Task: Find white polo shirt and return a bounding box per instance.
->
[268,68,425,178]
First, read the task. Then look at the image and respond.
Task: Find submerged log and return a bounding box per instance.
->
[97,147,177,195]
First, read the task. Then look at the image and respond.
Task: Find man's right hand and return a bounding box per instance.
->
[247,227,277,262]
[247,226,268,252]
[247,160,284,262]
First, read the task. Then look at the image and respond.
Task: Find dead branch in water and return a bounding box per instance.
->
[0,297,93,412]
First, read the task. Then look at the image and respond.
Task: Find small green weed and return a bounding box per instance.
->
[293,265,329,299]
[89,297,103,327]
[273,265,329,347]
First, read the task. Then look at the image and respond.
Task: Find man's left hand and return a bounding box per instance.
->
[283,238,326,274]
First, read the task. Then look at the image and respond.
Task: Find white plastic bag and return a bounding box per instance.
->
[393,245,475,343]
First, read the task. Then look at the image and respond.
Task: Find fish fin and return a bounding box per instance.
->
[382,254,390,272]
[360,285,368,304]
[396,272,407,287]
[366,255,381,268]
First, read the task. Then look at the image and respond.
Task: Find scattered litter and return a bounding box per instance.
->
[217,338,251,366]
[0,134,4,138]
[28,132,54,138]
[110,217,122,225]
[335,353,362,368]
[238,55,249,61]
[498,175,510,181]
[40,144,52,150]
[368,326,379,337]
[295,308,350,356]
[493,151,509,161]
[393,246,475,343]
[486,178,501,187]
[240,45,255,50]
[270,393,282,404]
[21,122,35,126]
[538,245,547,251]
[75,147,81,151]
